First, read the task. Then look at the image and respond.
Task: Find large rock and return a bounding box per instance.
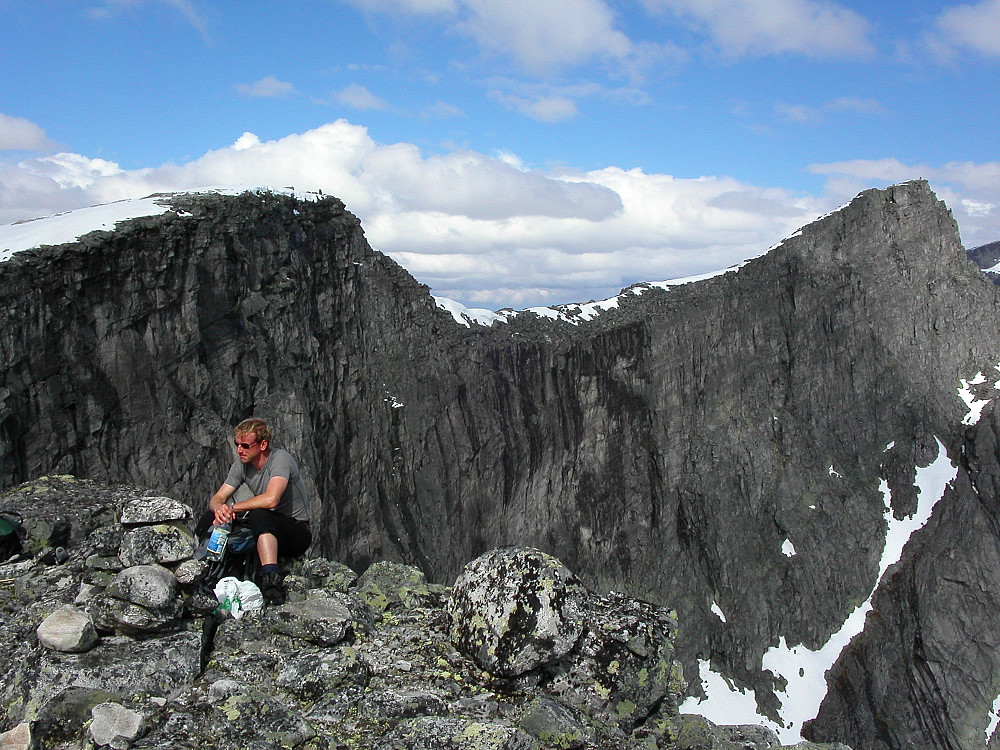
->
[119,523,195,566]
[36,604,98,653]
[268,591,375,646]
[90,701,147,749]
[105,564,178,609]
[449,546,588,677]
[536,591,682,729]
[21,632,201,725]
[119,496,191,525]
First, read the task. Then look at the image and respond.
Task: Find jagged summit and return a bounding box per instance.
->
[2,180,1000,748]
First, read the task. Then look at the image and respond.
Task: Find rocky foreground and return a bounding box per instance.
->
[0,476,848,750]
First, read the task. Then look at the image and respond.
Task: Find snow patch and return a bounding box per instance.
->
[0,186,329,265]
[683,439,957,743]
[0,196,174,263]
[958,366,1000,426]
[987,694,1000,743]
[781,539,796,557]
[433,263,747,327]
[711,601,727,623]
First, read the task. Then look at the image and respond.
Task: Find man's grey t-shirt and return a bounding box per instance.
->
[224,449,310,522]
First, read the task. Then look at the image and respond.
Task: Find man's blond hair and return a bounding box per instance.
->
[234,418,273,445]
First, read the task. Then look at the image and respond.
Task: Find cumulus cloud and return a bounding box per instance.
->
[935,0,1000,57]
[644,0,874,58]
[3,120,995,308]
[236,76,297,98]
[0,113,56,152]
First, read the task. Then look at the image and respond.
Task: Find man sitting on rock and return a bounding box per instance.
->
[198,418,311,605]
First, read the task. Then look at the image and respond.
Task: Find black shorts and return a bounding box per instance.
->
[196,509,311,559]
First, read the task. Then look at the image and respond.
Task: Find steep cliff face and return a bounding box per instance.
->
[3,182,1000,748]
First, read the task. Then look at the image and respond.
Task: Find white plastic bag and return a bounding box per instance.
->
[213,576,264,618]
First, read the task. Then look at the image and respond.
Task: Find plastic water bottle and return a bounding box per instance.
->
[205,520,232,561]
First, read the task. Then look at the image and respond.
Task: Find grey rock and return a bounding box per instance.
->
[90,701,146,749]
[373,716,540,750]
[29,685,117,748]
[355,559,437,611]
[89,592,184,635]
[119,496,191,525]
[517,695,595,749]
[22,632,201,724]
[173,558,207,585]
[536,591,682,729]
[268,591,375,646]
[119,523,195,566]
[0,723,34,750]
[86,553,125,571]
[36,604,98,652]
[449,546,588,677]
[106,564,178,609]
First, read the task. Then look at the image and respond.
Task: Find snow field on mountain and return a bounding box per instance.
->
[682,440,957,743]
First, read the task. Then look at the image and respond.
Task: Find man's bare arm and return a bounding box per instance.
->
[215,476,289,523]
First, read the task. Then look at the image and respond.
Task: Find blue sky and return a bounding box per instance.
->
[1,0,998,309]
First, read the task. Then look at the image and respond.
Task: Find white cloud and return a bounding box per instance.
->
[775,103,820,123]
[0,113,57,152]
[935,0,1000,57]
[774,97,885,124]
[89,0,210,40]
[455,0,632,72]
[342,0,633,72]
[3,121,996,309]
[490,92,578,122]
[644,0,874,58]
[336,84,390,111]
[236,76,297,98]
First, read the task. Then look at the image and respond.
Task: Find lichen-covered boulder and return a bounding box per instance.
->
[268,591,375,646]
[22,632,200,726]
[355,560,440,611]
[119,523,195,566]
[294,556,358,591]
[448,546,588,677]
[136,679,316,750]
[517,695,596,749]
[91,564,183,634]
[120,497,191,526]
[106,564,178,609]
[373,716,540,750]
[36,604,98,653]
[537,591,682,730]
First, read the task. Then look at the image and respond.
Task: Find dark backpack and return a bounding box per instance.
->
[0,514,24,563]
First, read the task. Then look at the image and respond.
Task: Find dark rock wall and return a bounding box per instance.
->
[3,182,1000,749]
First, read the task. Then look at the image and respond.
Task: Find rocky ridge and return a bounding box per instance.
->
[0,476,849,750]
[3,182,1000,748]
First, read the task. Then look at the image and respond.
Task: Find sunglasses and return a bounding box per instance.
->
[234,440,258,450]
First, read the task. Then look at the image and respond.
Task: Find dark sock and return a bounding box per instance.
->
[261,564,279,576]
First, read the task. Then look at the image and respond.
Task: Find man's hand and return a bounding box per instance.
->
[213,502,236,525]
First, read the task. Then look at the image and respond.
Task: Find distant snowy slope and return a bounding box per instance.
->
[0,187,325,265]
[0,196,177,264]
